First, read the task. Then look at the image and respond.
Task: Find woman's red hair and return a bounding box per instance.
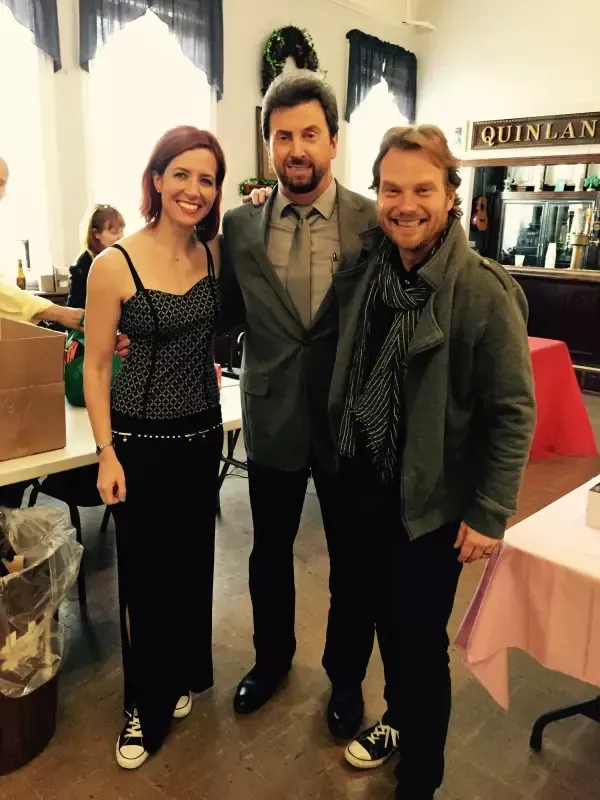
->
[140,126,226,242]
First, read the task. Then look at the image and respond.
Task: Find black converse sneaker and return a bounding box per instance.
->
[116,708,149,769]
[173,692,192,719]
[345,721,399,769]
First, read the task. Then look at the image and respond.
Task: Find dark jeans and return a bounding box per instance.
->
[247,458,375,685]
[342,465,462,799]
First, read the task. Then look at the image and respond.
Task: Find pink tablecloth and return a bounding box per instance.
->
[455,476,600,709]
[529,337,597,459]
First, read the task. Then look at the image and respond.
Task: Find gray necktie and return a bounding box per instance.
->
[287,205,315,328]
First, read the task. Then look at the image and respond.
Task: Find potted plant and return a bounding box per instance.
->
[583,175,600,191]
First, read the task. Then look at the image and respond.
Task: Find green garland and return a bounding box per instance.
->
[238,177,277,197]
[261,26,320,95]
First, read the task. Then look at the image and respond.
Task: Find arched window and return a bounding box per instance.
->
[87,10,214,235]
[347,78,407,199]
[0,5,52,282]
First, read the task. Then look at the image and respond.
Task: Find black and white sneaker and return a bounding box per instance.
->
[345,721,399,769]
[173,692,192,719]
[116,708,149,770]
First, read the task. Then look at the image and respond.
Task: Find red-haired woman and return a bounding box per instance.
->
[83,126,225,768]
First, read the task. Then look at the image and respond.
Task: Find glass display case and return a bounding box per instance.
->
[497,194,598,268]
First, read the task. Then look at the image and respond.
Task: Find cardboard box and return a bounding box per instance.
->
[587,482,600,530]
[39,275,55,294]
[0,320,66,462]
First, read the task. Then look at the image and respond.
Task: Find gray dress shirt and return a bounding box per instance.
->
[266,178,341,327]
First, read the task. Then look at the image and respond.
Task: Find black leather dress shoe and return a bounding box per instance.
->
[327,685,364,739]
[234,666,288,714]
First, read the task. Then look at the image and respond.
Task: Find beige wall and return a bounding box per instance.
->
[217,0,417,210]
[417,0,600,162]
[42,0,417,267]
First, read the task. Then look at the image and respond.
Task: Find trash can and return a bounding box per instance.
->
[0,507,82,774]
[0,673,58,775]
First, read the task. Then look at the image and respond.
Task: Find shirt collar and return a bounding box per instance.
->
[273,177,337,222]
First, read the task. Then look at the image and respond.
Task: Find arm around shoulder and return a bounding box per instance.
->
[216,216,246,334]
[207,236,221,277]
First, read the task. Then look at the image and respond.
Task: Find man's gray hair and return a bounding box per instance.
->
[261,70,339,142]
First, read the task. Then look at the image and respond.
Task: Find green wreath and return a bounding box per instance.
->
[261,26,320,96]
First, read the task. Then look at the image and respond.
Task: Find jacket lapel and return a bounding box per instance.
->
[246,190,303,327]
[406,301,444,361]
[310,183,373,329]
[337,183,372,274]
[405,219,468,361]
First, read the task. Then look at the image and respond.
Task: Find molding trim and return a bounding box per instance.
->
[461,153,600,167]
[325,0,407,31]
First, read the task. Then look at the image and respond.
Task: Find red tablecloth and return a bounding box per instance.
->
[529,337,597,459]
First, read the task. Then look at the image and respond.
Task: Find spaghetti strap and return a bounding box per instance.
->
[113,243,145,292]
[202,241,216,281]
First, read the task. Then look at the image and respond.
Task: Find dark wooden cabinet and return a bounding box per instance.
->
[508,268,600,391]
[496,192,600,268]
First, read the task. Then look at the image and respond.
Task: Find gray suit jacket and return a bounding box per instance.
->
[219,182,377,472]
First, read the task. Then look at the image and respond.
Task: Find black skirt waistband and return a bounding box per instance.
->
[110,404,222,436]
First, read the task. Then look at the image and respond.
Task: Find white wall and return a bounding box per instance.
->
[42,0,417,266]
[417,0,600,161]
[217,0,418,210]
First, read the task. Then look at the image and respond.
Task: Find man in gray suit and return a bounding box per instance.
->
[219,72,376,737]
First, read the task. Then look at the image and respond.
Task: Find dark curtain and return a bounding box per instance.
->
[0,0,61,70]
[345,29,416,124]
[79,0,224,99]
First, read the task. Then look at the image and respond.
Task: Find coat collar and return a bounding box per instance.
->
[359,217,468,290]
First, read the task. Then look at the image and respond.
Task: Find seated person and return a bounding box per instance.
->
[67,204,124,308]
[0,156,84,330]
[0,277,83,329]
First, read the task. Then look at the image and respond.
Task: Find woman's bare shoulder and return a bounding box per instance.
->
[94,230,148,271]
[112,228,150,255]
[90,246,122,275]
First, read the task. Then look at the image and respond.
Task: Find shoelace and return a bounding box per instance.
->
[366,723,399,749]
[124,711,143,740]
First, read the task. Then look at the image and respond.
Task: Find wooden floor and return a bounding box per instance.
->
[1,396,599,800]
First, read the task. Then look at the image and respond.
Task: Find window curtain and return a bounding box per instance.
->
[79,0,224,98]
[0,0,61,70]
[345,29,416,124]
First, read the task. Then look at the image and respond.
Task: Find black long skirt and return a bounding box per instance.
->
[111,416,223,753]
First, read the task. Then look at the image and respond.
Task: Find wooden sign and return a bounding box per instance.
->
[471,112,600,150]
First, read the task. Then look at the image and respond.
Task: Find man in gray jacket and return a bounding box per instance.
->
[331,125,536,799]
[219,72,376,736]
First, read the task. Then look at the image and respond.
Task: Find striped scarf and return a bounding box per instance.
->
[339,239,431,483]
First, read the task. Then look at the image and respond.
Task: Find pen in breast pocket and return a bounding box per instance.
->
[331,252,339,272]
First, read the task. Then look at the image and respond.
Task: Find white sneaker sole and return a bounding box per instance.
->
[116,742,149,770]
[344,745,394,770]
[173,693,192,719]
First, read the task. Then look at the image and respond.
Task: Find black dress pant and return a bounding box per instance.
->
[112,423,222,753]
[247,457,375,684]
[342,465,462,800]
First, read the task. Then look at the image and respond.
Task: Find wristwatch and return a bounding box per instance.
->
[96,441,114,456]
